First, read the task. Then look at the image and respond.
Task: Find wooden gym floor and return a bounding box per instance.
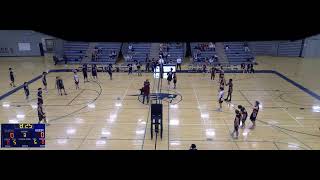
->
[0,55,320,150]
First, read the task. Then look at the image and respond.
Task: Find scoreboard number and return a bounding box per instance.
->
[10,132,14,139]
[19,124,33,129]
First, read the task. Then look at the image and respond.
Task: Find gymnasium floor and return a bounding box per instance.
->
[0,55,320,150]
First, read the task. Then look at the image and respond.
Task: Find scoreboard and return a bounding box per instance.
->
[154,65,176,79]
[1,124,45,148]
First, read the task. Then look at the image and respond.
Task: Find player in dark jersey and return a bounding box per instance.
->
[9,68,16,87]
[128,64,133,75]
[105,64,113,80]
[219,75,225,92]
[202,64,207,74]
[250,101,260,129]
[42,72,48,92]
[246,64,250,73]
[91,64,98,80]
[23,82,30,100]
[241,63,245,73]
[37,88,43,105]
[56,76,67,96]
[82,64,89,82]
[211,66,216,80]
[219,67,225,85]
[173,73,177,89]
[238,105,248,128]
[224,79,233,102]
[167,68,173,87]
[142,79,150,104]
[37,102,48,125]
[137,62,142,76]
[250,63,254,73]
[231,109,241,139]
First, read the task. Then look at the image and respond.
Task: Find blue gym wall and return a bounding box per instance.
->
[0,30,56,57]
[302,34,320,58]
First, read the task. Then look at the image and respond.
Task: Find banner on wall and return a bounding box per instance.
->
[18,43,31,51]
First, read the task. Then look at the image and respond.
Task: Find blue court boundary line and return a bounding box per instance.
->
[1,69,320,102]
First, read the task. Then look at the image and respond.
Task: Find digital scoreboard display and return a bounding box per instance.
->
[1,124,45,148]
[154,65,176,79]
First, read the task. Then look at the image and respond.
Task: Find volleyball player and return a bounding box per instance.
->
[211,66,216,80]
[231,109,241,139]
[37,102,48,125]
[82,64,89,82]
[217,87,224,111]
[74,71,80,89]
[142,79,150,104]
[173,73,177,89]
[92,64,98,80]
[56,76,67,96]
[167,68,173,87]
[250,101,260,129]
[128,64,133,75]
[219,67,225,83]
[106,64,113,80]
[241,63,245,73]
[225,79,233,102]
[37,88,43,105]
[219,74,226,92]
[202,64,207,74]
[9,68,15,87]
[137,62,142,76]
[246,64,250,73]
[238,105,248,128]
[23,82,30,100]
[42,72,48,92]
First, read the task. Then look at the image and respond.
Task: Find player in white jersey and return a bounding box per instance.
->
[73,71,80,90]
[217,87,224,111]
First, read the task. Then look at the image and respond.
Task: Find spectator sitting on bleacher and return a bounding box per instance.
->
[214,54,219,61]
[163,51,168,61]
[109,51,116,58]
[209,57,214,65]
[209,42,216,51]
[225,45,229,51]
[244,42,250,52]
[128,44,133,51]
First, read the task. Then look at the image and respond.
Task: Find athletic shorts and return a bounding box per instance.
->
[43,81,47,86]
[75,81,79,85]
[38,98,43,104]
[219,98,223,104]
[242,115,247,122]
[38,115,44,121]
[234,126,239,131]
[250,114,256,121]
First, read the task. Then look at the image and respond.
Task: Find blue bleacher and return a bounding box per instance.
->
[94,42,122,64]
[165,43,185,64]
[190,42,216,64]
[224,42,254,65]
[63,42,89,63]
[122,43,151,64]
[277,40,302,57]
